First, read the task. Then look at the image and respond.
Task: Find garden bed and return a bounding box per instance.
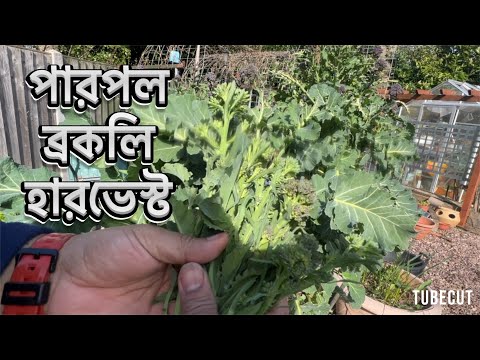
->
[410,227,480,315]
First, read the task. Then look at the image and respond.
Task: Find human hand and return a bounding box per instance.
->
[47,225,228,315]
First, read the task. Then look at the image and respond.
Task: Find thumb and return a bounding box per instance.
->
[123,225,229,265]
[178,263,218,315]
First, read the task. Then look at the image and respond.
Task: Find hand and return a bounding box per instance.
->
[47,225,228,315]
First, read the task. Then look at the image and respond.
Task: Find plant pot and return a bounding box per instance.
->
[419,205,429,212]
[335,270,442,315]
[383,251,397,263]
[435,207,460,228]
[414,217,436,239]
[415,217,435,231]
[398,251,429,277]
[438,223,451,231]
[384,251,429,277]
[416,216,435,227]
[415,231,430,240]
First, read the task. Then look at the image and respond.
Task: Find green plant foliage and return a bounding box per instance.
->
[270,47,416,180]
[128,81,418,314]
[0,78,418,313]
[362,263,432,311]
[0,157,57,205]
[55,45,132,65]
[0,157,97,233]
[394,46,480,91]
[324,171,416,252]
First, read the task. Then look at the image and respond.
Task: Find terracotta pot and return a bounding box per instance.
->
[435,207,460,228]
[419,205,429,212]
[414,216,436,233]
[336,271,442,315]
[415,231,429,240]
[438,223,451,231]
[416,216,435,226]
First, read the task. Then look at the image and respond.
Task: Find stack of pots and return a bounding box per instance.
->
[414,216,436,240]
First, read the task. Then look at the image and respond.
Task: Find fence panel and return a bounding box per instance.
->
[0,46,120,169]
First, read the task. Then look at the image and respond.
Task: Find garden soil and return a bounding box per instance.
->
[410,227,480,315]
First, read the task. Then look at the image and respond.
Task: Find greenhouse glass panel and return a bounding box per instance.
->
[420,105,456,124]
[456,106,480,126]
[402,104,421,122]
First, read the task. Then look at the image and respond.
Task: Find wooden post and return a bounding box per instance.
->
[46,49,68,179]
[46,49,65,126]
[194,45,201,78]
[459,152,480,226]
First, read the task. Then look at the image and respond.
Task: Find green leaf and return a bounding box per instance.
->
[132,94,211,133]
[307,84,345,119]
[380,178,419,217]
[385,139,416,157]
[197,198,233,232]
[130,101,167,132]
[186,143,201,155]
[153,138,184,163]
[1,198,32,222]
[300,302,331,315]
[99,165,121,181]
[302,285,317,295]
[166,95,211,131]
[296,123,321,141]
[297,147,322,171]
[321,280,337,300]
[325,171,416,252]
[173,186,198,204]
[61,109,95,125]
[0,157,58,206]
[170,197,203,236]
[161,163,192,184]
[342,271,365,309]
[312,174,328,203]
[332,150,360,172]
[2,198,99,234]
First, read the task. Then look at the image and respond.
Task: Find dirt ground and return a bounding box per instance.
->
[409,227,480,315]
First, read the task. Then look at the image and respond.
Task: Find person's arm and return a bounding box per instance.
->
[0,222,53,274]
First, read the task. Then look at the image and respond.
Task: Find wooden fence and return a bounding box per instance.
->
[0,45,119,169]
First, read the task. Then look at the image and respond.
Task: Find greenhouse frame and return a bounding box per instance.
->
[388,80,480,225]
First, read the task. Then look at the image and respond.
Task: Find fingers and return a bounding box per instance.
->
[267,297,290,315]
[125,225,229,265]
[178,263,218,315]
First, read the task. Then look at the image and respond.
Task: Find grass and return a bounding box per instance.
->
[362,263,432,311]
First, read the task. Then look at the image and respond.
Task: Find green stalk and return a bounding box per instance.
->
[294,298,303,315]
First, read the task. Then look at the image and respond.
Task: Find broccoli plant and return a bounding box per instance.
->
[0,81,419,314]
[126,82,417,314]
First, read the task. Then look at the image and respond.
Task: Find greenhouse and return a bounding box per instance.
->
[398,80,480,202]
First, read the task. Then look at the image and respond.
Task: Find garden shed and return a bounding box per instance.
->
[384,80,480,226]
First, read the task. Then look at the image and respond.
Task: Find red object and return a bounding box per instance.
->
[470,89,480,97]
[415,231,429,240]
[460,151,480,227]
[414,217,435,233]
[438,223,451,230]
[417,216,435,226]
[2,233,74,315]
[420,205,429,212]
[440,89,457,96]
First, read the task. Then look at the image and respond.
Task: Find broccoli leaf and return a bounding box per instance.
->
[0,157,58,205]
[325,171,416,252]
